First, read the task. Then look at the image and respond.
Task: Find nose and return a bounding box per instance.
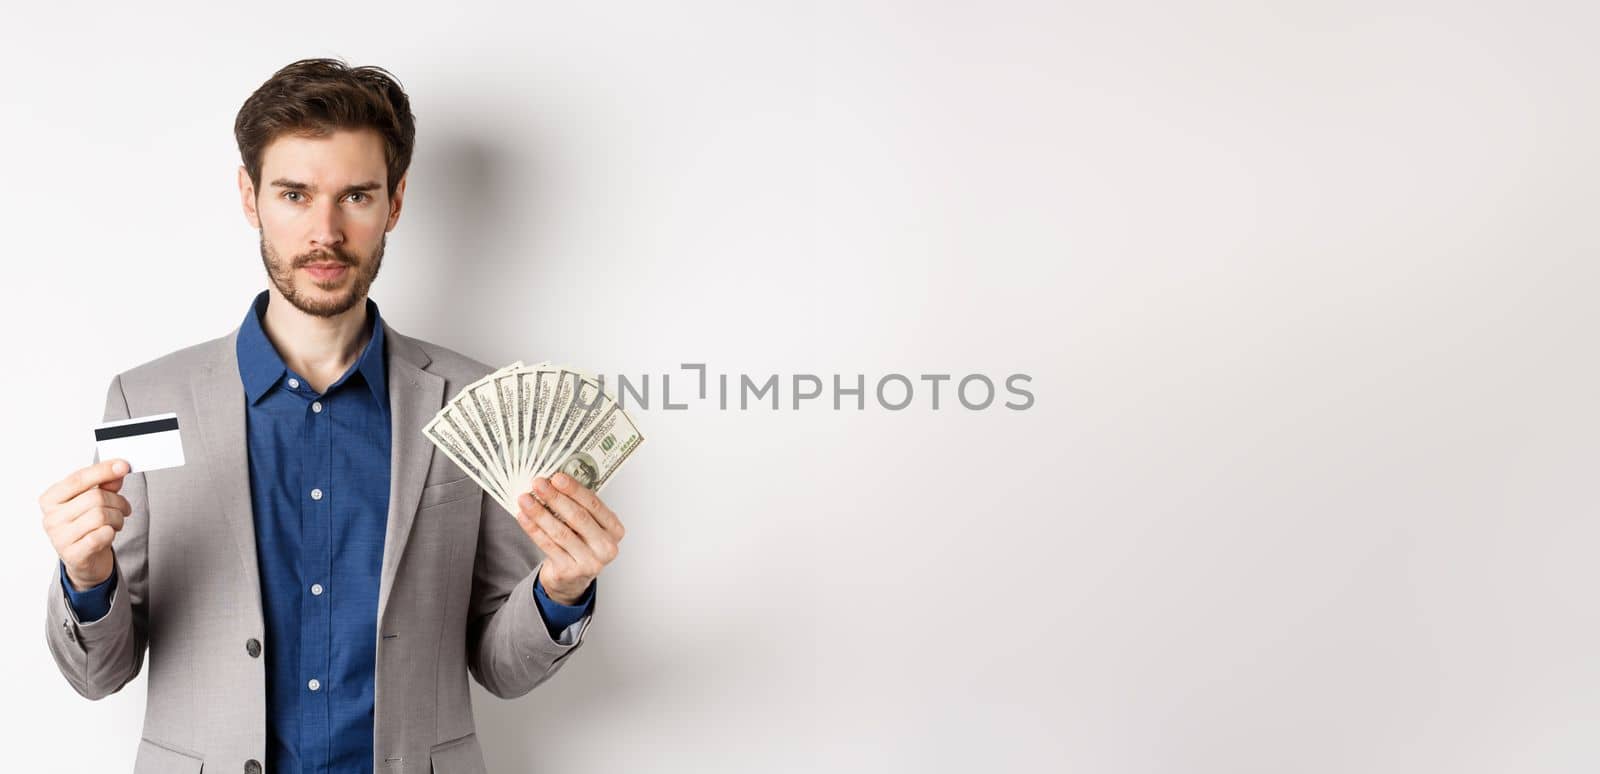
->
[307,197,344,252]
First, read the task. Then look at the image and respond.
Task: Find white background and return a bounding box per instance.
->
[3,1,1598,772]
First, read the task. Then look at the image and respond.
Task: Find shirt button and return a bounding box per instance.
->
[311,583,324,596]
[308,678,321,691]
[311,488,323,501]
[245,760,263,774]
[245,638,261,658]
[287,378,300,389]
[312,401,323,413]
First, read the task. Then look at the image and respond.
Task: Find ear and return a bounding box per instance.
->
[385,173,408,232]
[238,166,261,229]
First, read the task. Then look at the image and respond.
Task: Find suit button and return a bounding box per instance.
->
[245,760,262,774]
[245,638,261,658]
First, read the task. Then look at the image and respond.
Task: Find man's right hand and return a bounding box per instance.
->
[40,459,133,592]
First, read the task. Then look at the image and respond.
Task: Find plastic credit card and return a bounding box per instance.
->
[94,412,186,473]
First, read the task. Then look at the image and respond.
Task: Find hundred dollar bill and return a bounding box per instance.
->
[445,390,510,498]
[510,361,552,485]
[466,377,515,493]
[514,368,540,482]
[548,403,644,493]
[497,369,529,488]
[492,369,521,482]
[463,385,506,483]
[531,370,602,478]
[529,368,577,476]
[422,413,514,515]
[439,405,493,489]
[424,360,645,517]
[536,373,614,481]
[485,362,525,468]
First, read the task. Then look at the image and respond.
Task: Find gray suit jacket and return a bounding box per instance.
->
[44,316,595,774]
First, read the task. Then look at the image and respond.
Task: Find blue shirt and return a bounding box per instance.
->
[61,290,594,773]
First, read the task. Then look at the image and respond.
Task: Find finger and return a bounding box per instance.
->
[533,477,615,560]
[45,487,131,529]
[522,490,601,573]
[552,472,624,543]
[62,525,116,565]
[525,523,575,567]
[70,502,126,534]
[517,495,577,566]
[99,474,127,494]
[79,486,131,516]
[40,459,130,507]
[516,494,571,561]
[58,507,122,549]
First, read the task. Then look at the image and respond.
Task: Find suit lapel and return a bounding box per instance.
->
[377,321,444,625]
[191,328,266,635]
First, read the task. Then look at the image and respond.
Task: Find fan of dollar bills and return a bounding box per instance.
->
[422,361,644,517]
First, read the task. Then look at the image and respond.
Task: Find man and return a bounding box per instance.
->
[37,58,625,774]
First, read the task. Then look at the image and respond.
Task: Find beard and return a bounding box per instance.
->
[258,231,385,318]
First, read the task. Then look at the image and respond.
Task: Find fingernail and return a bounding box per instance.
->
[552,472,569,487]
[112,461,129,475]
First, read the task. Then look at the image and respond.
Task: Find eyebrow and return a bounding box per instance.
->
[268,178,383,197]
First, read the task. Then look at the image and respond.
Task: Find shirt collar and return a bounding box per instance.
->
[235,289,389,414]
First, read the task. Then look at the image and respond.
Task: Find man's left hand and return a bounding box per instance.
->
[515,472,626,605]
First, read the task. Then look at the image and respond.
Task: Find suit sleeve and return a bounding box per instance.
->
[464,487,596,699]
[44,373,151,700]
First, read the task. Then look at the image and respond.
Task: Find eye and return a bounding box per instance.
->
[282,191,305,203]
[346,192,369,204]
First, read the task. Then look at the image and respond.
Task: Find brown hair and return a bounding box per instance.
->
[234,58,416,199]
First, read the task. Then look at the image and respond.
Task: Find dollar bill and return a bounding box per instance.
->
[530,369,578,477]
[422,360,646,516]
[445,379,511,497]
[547,403,644,493]
[422,413,514,515]
[532,371,606,478]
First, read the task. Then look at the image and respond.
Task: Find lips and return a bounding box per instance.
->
[303,263,350,280]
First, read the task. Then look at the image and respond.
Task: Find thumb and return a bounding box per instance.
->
[97,459,131,493]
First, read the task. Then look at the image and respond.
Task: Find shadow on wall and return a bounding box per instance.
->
[403,128,547,367]
[405,127,592,771]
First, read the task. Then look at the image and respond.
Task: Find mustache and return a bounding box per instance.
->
[293,249,357,268]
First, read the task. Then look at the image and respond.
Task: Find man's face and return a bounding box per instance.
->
[239,128,406,318]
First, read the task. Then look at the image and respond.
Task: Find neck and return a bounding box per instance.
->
[260,285,372,393]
